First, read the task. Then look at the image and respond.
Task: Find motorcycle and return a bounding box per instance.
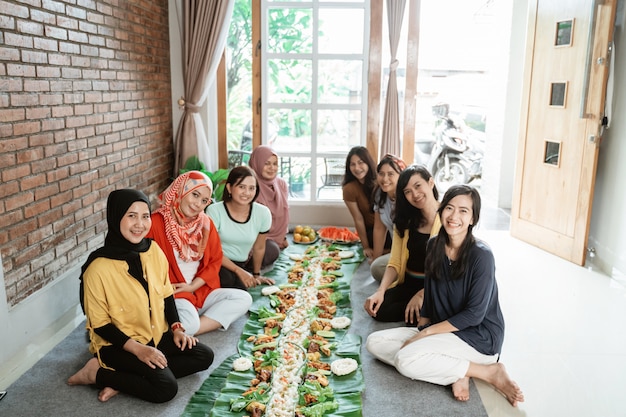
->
[426,103,484,193]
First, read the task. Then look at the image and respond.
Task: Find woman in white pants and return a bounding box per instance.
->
[148,171,252,336]
[366,185,524,407]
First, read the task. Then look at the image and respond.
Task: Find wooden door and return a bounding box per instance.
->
[511,0,616,265]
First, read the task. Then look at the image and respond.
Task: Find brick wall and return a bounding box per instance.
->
[0,0,174,306]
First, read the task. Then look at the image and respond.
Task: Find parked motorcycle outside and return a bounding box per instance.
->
[425,103,484,193]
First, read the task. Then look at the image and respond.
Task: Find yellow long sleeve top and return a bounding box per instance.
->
[82,242,174,366]
[387,215,441,288]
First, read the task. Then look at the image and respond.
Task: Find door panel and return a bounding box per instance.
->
[511,0,616,265]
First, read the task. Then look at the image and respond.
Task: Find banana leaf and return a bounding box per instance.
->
[183,242,365,417]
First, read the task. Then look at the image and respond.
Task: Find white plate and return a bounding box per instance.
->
[261,285,280,296]
[338,250,354,259]
[288,253,303,261]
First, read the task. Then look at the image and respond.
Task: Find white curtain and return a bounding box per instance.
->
[174,0,234,174]
[380,0,406,158]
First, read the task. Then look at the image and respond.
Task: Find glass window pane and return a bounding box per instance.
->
[267,59,312,104]
[318,9,364,54]
[317,109,361,152]
[318,60,363,104]
[267,8,312,54]
[269,108,312,152]
[281,156,312,201]
[316,156,345,200]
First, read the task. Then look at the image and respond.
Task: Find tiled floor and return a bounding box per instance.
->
[471,225,626,417]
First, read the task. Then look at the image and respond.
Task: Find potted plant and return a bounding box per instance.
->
[289,162,311,194]
[179,156,230,202]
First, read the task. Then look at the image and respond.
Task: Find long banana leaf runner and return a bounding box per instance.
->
[182,241,365,417]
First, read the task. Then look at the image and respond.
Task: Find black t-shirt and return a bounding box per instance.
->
[405,229,429,276]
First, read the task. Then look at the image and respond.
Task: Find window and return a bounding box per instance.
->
[262,1,369,202]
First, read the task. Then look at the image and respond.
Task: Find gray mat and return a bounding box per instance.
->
[0,261,488,417]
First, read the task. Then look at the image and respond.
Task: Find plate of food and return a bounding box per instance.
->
[292,225,318,244]
[317,226,360,244]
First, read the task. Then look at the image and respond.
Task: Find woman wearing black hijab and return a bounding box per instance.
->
[68,189,213,403]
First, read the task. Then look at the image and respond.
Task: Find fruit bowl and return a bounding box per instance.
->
[292,225,318,244]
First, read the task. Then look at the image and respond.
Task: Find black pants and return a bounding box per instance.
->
[373,277,424,323]
[96,331,213,403]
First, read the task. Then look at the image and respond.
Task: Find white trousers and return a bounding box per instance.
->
[366,327,499,386]
[175,288,252,336]
[369,253,390,282]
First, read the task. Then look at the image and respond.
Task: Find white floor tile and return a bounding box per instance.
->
[473,230,626,417]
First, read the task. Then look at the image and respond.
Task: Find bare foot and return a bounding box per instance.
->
[452,377,470,401]
[98,387,120,402]
[488,363,525,407]
[67,357,99,386]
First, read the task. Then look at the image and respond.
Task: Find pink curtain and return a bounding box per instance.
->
[380,0,406,158]
[174,0,234,174]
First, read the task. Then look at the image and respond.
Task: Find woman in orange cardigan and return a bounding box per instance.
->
[147,171,252,336]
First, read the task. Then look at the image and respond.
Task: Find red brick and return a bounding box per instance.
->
[26,107,51,119]
[2,164,30,182]
[34,183,60,200]
[0,136,27,152]
[5,190,35,211]
[13,121,41,135]
[20,173,47,191]
[37,206,63,229]
[16,148,44,164]
[50,190,72,209]
[8,217,37,240]
[28,132,54,146]
[0,209,22,231]
[44,143,68,157]
[6,63,35,77]
[24,198,52,219]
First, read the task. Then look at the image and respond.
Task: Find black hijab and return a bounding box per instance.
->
[79,189,152,312]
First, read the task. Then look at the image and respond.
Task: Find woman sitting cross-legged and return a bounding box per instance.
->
[364,165,440,324]
[147,171,252,336]
[208,166,276,290]
[68,189,213,403]
[366,185,524,406]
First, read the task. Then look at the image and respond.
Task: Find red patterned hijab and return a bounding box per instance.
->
[155,171,213,262]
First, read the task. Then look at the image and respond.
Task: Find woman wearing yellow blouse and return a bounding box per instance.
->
[68,189,213,403]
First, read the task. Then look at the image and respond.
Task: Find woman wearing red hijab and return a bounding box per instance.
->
[147,171,252,336]
[248,145,290,264]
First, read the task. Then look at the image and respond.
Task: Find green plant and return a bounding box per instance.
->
[180,156,230,202]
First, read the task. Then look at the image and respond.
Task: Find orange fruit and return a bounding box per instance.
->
[294,225,303,234]
[301,235,310,243]
[293,232,302,242]
[308,231,316,241]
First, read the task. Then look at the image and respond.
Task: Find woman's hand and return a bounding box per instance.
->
[364,290,385,317]
[404,290,424,324]
[256,275,276,286]
[173,329,198,350]
[172,282,194,294]
[279,237,289,249]
[363,247,374,259]
[125,340,168,369]
[238,270,259,288]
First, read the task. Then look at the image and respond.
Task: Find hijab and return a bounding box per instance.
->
[79,189,152,311]
[249,145,289,241]
[155,171,213,262]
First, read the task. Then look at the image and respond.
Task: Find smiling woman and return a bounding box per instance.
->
[147,171,253,337]
[208,166,277,291]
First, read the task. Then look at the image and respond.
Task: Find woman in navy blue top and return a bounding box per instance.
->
[366,185,524,407]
